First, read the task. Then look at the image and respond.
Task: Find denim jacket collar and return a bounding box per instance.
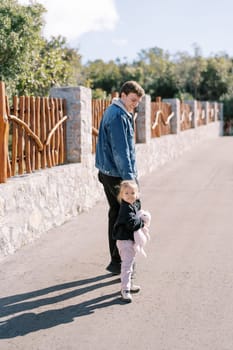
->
[112,98,133,119]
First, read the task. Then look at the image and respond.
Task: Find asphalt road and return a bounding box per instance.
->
[1,136,233,350]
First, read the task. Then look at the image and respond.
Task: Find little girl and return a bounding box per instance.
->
[113,180,151,303]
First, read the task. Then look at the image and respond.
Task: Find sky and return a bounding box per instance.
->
[18,0,233,63]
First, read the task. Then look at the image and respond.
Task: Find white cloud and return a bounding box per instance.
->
[18,0,119,40]
[112,38,128,47]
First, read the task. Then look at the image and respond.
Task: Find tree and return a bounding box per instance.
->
[135,47,178,99]
[84,59,121,95]
[17,36,82,96]
[0,0,45,95]
[198,56,231,101]
[173,46,207,100]
[0,0,82,96]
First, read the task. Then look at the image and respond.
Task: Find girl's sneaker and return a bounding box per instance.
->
[121,290,132,303]
[130,284,141,293]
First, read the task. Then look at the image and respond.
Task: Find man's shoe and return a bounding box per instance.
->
[130,284,141,293]
[121,290,132,303]
[106,262,121,275]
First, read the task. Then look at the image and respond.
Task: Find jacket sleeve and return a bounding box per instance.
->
[121,202,144,232]
[125,210,144,232]
[109,113,136,180]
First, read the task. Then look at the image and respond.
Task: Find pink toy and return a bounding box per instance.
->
[134,210,151,257]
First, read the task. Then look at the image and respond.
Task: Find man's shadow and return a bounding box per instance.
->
[0,273,123,339]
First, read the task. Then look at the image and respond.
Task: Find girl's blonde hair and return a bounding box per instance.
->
[117,180,139,202]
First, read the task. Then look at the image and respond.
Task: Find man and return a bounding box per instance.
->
[95,80,145,274]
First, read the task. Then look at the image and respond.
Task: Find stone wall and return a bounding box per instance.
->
[136,122,221,177]
[0,86,223,260]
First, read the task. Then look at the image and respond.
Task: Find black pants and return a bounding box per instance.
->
[98,171,122,264]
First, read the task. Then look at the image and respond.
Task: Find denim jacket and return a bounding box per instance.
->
[95,98,137,180]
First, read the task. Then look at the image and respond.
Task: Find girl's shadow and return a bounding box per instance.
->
[0,273,123,338]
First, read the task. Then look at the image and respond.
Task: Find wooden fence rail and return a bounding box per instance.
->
[151,97,173,137]
[91,99,111,154]
[0,82,67,183]
[208,103,215,122]
[0,82,9,183]
[180,101,192,131]
[197,101,206,126]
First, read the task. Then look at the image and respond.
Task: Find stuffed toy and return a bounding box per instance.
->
[134,209,151,257]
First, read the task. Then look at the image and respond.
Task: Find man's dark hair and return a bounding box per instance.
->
[119,81,145,97]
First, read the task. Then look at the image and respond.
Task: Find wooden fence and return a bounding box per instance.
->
[208,103,215,122]
[91,96,219,151]
[0,82,67,183]
[1,81,221,183]
[151,97,173,137]
[197,101,206,126]
[180,101,192,131]
[92,98,111,154]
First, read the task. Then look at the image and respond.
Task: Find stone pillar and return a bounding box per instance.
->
[163,98,180,134]
[219,102,224,121]
[203,101,209,124]
[185,100,198,129]
[50,86,92,166]
[219,102,224,136]
[214,102,219,121]
[136,94,151,143]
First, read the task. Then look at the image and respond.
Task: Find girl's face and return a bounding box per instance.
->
[121,185,138,204]
[121,92,141,113]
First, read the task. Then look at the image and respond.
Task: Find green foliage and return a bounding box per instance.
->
[83,45,233,119]
[0,0,45,94]
[198,56,231,101]
[0,0,82,96]
[17,36,82,96]
[221,97,233,120]
[173,50,207,99]
[92,88,109,99]
[84,59,121,93]
[133,47,178,99]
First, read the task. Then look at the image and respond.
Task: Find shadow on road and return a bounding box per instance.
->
[0,273,122,338]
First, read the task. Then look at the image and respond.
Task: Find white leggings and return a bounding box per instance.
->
[117,240,136,291]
